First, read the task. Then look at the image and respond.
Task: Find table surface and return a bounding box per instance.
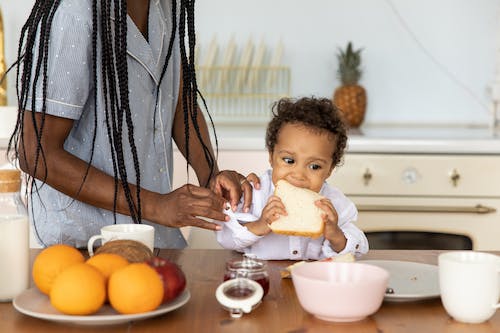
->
[1,249,499,333]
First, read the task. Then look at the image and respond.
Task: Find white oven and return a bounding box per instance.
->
[329,153,500,251]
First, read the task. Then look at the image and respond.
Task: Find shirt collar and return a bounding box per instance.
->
[110,0,170,84]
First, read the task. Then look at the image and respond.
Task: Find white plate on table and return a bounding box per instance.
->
[13,287,190,326]
[359,260,440,302]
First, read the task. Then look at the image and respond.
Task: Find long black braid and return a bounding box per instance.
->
[177,0,217,186]
[6,0,217,227]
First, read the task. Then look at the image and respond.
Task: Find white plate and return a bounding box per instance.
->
[13,288,190,325]
[359,260,440,302]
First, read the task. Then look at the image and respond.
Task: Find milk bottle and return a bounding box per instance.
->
[0,169,29,301]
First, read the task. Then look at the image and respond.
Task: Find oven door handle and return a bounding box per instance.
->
[357,204,496,214]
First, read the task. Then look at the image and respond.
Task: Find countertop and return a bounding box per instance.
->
[205,124,500,154]
[1,249,499,333]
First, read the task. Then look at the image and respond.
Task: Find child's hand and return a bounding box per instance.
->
[315,198,347,252]
[246,195,286,236]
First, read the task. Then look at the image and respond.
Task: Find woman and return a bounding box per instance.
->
[7,0,257,248]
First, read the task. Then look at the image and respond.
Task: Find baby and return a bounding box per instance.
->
[216,97,369,260]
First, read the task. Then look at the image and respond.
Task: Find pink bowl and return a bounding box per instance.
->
[291,262,389,322]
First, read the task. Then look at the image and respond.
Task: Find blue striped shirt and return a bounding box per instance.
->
[27,0,187,249]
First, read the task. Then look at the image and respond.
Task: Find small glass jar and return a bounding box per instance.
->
[223,254,270,297]
[0,169,29,302]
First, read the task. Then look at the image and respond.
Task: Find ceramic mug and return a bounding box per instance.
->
[438,251,500,324]
[87,224,155,256]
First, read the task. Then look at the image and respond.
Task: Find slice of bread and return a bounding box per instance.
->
[270,180,325,238]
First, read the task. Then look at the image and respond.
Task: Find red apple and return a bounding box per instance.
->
[147,256,186,303]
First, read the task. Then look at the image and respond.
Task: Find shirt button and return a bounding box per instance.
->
[355,244,360,249]
[159,168,165,173]
[292,250,298,255]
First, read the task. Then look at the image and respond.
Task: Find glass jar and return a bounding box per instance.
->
[0,169,29,302]
[223,254,270,297]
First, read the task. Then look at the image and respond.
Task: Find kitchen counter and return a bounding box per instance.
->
[1,249,499,332]
[206,124,500,154]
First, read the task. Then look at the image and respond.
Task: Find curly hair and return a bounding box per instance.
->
[265,97,348,167]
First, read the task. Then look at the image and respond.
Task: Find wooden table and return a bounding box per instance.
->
[1,249,499,333]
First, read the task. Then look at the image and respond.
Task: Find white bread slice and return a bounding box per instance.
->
[270,180,325,238]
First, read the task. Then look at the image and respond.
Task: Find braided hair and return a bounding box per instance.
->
[7,0,216,225]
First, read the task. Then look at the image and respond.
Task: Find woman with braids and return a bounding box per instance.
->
[7,0,258,249]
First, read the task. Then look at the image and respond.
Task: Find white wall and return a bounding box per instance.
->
[1,0,499,126]
[1,0,35,106]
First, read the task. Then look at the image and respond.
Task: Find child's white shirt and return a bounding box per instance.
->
[215,170,369,260]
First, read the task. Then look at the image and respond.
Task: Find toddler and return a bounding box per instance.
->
[216,97,369,260]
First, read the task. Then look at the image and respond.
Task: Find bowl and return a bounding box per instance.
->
[291,261,389,322]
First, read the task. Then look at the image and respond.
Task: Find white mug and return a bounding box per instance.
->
[438,251,500,324]
[87,224,155,256]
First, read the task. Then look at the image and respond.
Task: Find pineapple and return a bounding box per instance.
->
[333,42,366,128]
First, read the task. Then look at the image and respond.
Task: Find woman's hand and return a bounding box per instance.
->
[245,195,286,236]
[316,199,347,252]
[210,171,260,212]
[150,184,229,230]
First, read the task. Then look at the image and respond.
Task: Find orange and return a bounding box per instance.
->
[86,253,129,281]
[32,244,85,295]
[108,263,163,314]
[50,263,106,315]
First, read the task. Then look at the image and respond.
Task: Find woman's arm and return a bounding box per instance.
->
[18,111,228,230]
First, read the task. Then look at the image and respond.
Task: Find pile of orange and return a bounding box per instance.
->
[32,244,164,315]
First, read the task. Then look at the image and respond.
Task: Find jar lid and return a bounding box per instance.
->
[226,254,267,273]
[215,278,263,318]
[0,169,21,192]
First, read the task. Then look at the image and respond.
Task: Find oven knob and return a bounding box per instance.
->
[402,168,419,184]
[363,168,372,186]
[449,168,460,187]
